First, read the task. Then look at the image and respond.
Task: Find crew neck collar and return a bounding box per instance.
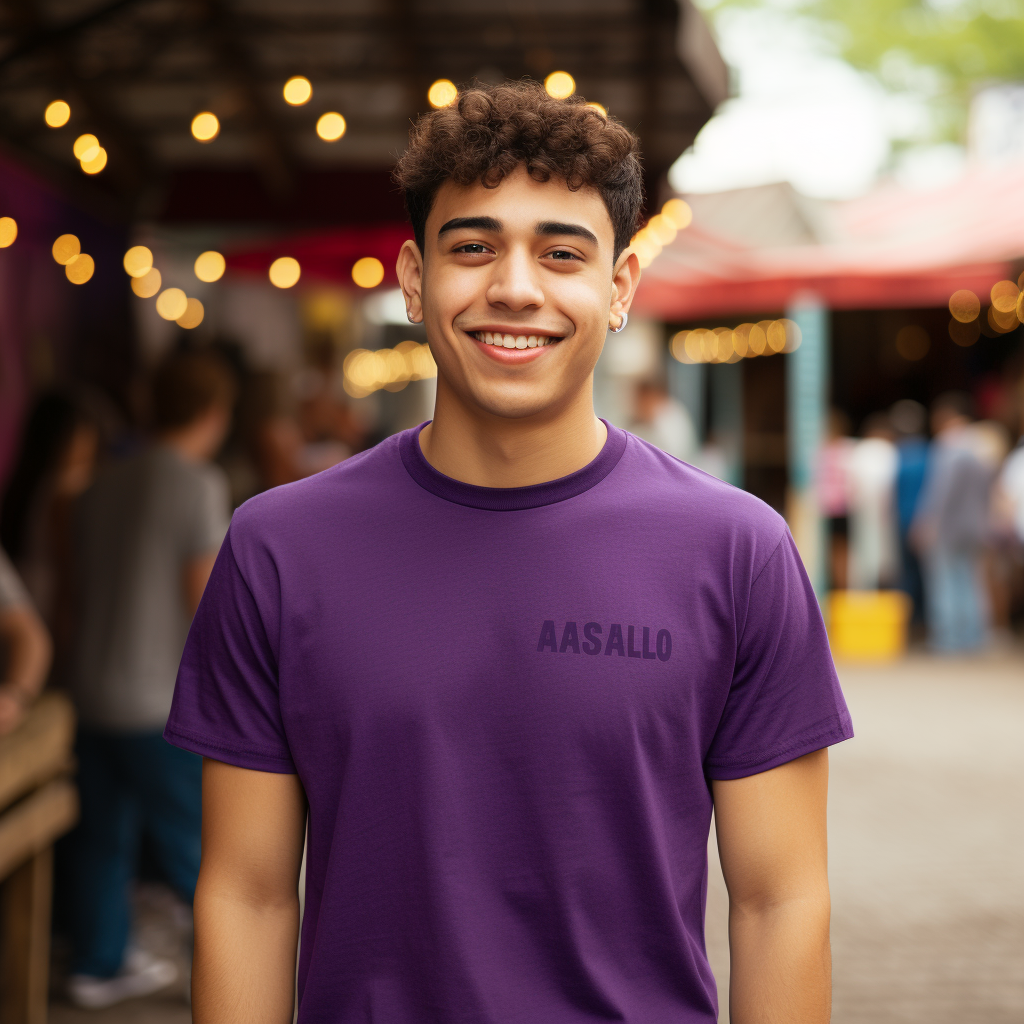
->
[399,419,627,511]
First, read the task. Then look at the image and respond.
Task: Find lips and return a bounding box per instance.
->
[471,330,562,350]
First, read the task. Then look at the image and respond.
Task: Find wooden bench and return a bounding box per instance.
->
[0,693,79,1024]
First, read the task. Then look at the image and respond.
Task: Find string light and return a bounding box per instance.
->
[351,257,384,289]
[0,217,16,247]
[269,257,301,288]
[283,76,312,105]
[662,198,693,230]
[427,80,458,109]
[316,112,346,141]
[65,254,94,284]
[131,267,161,297]
[123,245,153,278]
[990,279,1019,314]
[52,234,80,265]
[44,100,70,128]
[544,71,575,99]
[948,289,980,323]
[176,298,205,329]
[670,320,801,364]
[191,112,219,142]
[629,198,694,268]
[987,304,1017,333]
[80,148,107,174]
[194,251,226,282]
[949,318,980,347]
[343,341,436,397]
[73,134,99,161]
[585,102,607,117]
[156,288,188,320]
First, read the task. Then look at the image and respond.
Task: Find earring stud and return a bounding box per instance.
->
[609,313,628,334]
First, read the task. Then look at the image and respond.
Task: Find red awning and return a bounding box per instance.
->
[634,164,1024,320]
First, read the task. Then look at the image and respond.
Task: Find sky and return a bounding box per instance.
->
[670,3,967,199]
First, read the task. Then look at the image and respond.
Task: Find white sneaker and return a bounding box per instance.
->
[67,950,178,1009]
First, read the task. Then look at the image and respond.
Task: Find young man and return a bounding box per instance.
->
[66,351,234,1008]
[169,82,852,1024]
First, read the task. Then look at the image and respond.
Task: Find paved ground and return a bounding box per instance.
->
[50,654,1024,1023]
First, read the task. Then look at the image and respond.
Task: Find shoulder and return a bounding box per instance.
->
[618,431,789,577]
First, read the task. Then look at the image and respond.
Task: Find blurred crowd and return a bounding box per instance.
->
[0,342,364,1009]
[818,393,1024,654]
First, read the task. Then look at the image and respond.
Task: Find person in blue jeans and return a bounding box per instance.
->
[65,351,234,1008]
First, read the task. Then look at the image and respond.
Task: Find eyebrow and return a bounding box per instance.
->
[535,221,598,245]
[437,216,502,236]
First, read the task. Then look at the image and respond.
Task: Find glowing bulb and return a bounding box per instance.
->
[316,112,346,141]
[80,147,107,174]
[156,287,188,320]
[194,251,226,283]
[283,76,312,105]
[0,217,16,248]
[131,267,161,298]
[65,253,94,284]
[990,279,1018,314]
[662,198,692,231]
[544,71,575,99]
[191,112,219,142]
[427,79,458,109]
[646,214,677,246]
[948,289,980,323]
[123,245,153,278]
[351,257,384,289]
[585,102,607,117]
[45,100,70,128]
[176,298,205,329]
[73,134,98,160]
[52,234,80,265]
[269,256,301,289]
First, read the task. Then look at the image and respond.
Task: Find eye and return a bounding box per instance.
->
[453,243,492,254]
[547,249,581,261]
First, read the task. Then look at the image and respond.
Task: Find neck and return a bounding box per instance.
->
[420,378,607,488]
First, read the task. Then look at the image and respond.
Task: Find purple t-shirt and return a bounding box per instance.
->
[166,422,852,1024]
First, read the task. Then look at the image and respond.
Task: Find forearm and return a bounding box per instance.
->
[0,610,52,697]
[192,880,300,1023]
[728,895,831,1024]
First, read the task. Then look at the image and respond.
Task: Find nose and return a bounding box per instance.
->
[484,244,545,312]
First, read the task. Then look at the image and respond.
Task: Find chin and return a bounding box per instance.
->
[462,380,573,421]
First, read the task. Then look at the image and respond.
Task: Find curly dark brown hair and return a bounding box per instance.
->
[394,81,644,259]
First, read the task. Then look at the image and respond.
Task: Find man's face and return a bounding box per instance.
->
[398,165,638,421]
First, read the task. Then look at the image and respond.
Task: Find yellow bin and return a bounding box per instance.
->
[826,590,910,661]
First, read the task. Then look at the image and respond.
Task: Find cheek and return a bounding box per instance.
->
[551,274,609,326]
[424,263,484,317]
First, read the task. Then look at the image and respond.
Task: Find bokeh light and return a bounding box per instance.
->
[343,342,436,397]
[1017,290,1024,324]
[427,79,458,109]
[948,289,980,323]
[73,134,99,161]
[156,287,188,320]
[65,254,94,285]
[191,112,219,142]
[0,217,16,248]
[176,298,205,329]
[80,148,107,174]
[895,325,930,361]
[269,256,301,289]
[52,234,80,265]
[987,304,1017,333]
[283,76,312,105]
[194,250,226,282]
[544,71,575,99]
[44,100,70,128]
[646,214,677,246]
[131,267,161,297]
[669,319,801,364]
[585,102,607,117]
[316,112,346,141]
[662,198,693,230]
[948,317,980,347]
[990,279,1019,314]
[123,245,153,278]
[351,257,384,289]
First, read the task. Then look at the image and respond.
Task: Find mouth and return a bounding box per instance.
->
[469,330,563,350]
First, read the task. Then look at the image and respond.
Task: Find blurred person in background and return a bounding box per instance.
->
[630,378,696,462]
[912,392,993,653]
[0,548,52,735]
[817,409,854,589]
[890,399,929,626]
[64,350,234,1009]
[847,412,898,590]
[1,391,100,658]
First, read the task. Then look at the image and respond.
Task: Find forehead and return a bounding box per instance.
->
[427,166,613,244]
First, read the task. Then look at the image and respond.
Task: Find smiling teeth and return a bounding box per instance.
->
[474,331,559,348]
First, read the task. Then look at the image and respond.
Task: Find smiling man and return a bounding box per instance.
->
[168,82,852,1024]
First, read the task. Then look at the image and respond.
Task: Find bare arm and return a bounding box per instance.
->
[183,551,219,616]
[712,748,832,1024]
[192,759,307,1024]
[0,605,53,735]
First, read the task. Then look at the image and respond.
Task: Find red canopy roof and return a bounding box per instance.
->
[633,165,1024,321]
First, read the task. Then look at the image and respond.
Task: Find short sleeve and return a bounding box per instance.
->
[181,466,231,559]
[704,530,853,780]
[164,524,295,773]
[0,550,30,609]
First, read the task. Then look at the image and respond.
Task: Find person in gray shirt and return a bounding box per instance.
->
[0,547,51,735]
[66,351,235,1009]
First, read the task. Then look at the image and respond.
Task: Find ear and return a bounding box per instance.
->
[397,240,424,324]
[609,249,641,331]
